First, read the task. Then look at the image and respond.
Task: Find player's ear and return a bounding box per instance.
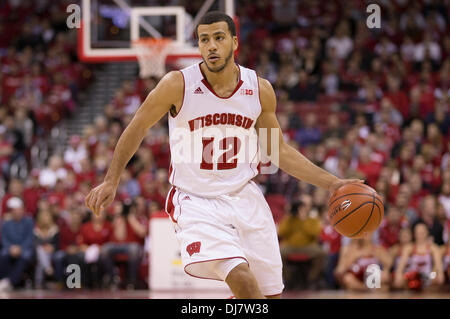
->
[232,36,238,52]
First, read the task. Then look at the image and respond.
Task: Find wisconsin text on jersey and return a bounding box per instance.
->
[188,113,255,131]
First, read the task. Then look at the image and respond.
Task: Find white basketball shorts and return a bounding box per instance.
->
[164,180,284,296]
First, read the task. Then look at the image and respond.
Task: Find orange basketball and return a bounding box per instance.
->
[328,183,384,238]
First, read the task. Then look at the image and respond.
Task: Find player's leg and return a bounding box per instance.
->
[224,263,265,299]
[230,182,285,297]
[168,188,258,297]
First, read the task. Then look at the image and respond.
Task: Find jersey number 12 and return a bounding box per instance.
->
[200,137,241,170]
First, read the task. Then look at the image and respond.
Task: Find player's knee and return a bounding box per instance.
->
[225,263,264,299]
[225,263,253,284]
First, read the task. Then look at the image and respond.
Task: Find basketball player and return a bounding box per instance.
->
[85,12,363,299]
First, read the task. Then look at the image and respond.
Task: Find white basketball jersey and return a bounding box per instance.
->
[167,62,262,197]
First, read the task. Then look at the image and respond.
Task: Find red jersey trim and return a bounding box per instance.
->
[165,186,177,224]
[198,62,243,99]
[170,70,185,118]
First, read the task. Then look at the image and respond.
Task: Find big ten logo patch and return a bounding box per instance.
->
[186,241,201,256]
[240,89,253,96]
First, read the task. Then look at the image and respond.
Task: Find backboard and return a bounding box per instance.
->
[78,0,236,66]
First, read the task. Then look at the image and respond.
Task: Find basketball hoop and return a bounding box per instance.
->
[132,38,176,79]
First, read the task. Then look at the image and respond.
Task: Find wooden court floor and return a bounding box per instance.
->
[1,289,450,299]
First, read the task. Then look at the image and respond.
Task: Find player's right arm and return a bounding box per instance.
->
[255,77,364,194]
[85,71,184,215]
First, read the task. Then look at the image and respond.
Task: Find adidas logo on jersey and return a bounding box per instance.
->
[194,87,204,94]
[183,195,191,201]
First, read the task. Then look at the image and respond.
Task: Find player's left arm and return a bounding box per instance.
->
[255,77,364,194]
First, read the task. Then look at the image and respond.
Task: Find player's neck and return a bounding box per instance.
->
[201,60,239,90]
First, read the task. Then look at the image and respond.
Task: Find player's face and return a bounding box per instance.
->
[197,22,238,73]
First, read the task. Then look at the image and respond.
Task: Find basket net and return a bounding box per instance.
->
[132,38,175,78]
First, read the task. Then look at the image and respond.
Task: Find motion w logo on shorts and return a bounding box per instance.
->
[186,241,201,256]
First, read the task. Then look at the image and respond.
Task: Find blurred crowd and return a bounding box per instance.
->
[0,0,449,293]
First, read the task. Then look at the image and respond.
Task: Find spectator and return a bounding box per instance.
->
[77,210,112,288]
[400,36,416,62]
[394,222,444,291]
[23,169,46,217]
[374,35,397,59]
[412,195,444,245]
[1,178,24,218]
[278,197,326,288]
[39,155,68,189]
[64,135,88,173]
[355,145,383,188]
[33,209,59,289]
[13,108,34,148]
[319,212,342,289]
[384,76,409,121]
[53,208,84,288]
[378,205,409,249]
[441,220,450,284]
[326,21,353,60]
[272,0,298,31]
[288,70,319,102]
[408,173,430,211]
[100,200,147,290]
[3,114,26,162]
[0,125,13,178]
[438,182,450,220]
[0,197,34,291]
[334,234,391,292]
[413,31,441,63]
[117,170,141,200]
[294,113,322,147]
[321,61,339,96]
[389,227,413,274]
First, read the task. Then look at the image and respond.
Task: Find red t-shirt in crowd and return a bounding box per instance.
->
[23,185,46,217]
[109,215,148,245]
[409,189,430,211]
[77,221,113,246]
[357,160,383,188]
[320,225,341,254]
[59,219,82,251]
[127,215,149,245]
[385,90,409,120]
[378,218,409,248]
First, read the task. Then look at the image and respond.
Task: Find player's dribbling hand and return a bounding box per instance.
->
[85,181,117,216]
[328,178,365,197]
